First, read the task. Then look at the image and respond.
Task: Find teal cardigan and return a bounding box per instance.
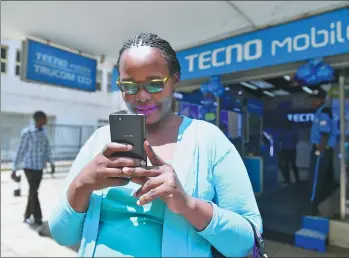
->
[49,116,263,257]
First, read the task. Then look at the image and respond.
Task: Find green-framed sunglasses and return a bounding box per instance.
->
[116,75,170,95]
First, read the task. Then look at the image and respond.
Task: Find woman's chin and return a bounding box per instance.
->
[145,114,161,126]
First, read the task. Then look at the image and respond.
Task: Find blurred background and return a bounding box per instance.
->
[1,1,348,257]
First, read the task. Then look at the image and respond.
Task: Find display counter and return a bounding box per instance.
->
[243,155,280,196]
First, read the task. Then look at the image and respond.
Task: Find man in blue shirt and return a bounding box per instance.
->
[12,111,55,226]
[280,120,300,185]
[309,97,337,215]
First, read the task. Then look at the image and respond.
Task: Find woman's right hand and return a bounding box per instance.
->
[74,142,146,193]
[67,142,146,213]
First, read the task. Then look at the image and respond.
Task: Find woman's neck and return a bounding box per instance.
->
[146,112,176,133]
[146,113,182,144]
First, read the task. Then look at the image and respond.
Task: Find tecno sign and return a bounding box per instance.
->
[185,39,262,71]
[287,113,315,123]
[177,8,349,80]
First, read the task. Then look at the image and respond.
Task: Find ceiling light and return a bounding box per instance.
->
[263,91,275,97]
[240,81,258,90]
[284,75,291,81]
[272,89,290,96]
[302,86,313,94]
[249,80,274,89]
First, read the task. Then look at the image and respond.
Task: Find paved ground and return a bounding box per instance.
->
[1,171,76,257]
[1,170,348,257]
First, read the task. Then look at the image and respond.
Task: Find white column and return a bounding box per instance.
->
[101,68,108,93]
[6,40,18,77]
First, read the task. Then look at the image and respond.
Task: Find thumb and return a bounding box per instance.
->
[144,141,165,166]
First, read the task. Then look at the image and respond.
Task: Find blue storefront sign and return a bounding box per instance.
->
[177,8,349,81]
[23,39,97,91]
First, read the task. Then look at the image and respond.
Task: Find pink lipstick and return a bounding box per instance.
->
[135,104,158,116]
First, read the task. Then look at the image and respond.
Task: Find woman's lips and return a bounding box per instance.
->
[135,105,158,116]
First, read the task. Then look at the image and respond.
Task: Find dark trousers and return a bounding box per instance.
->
[281,149,299,184]
[24,169,43,222]
[308,147,334,207]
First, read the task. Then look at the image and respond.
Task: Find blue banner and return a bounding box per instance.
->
[111,67,120,92]
[23,39,97,91]
[177,8,349,81]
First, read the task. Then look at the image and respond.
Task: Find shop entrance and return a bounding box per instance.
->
[173,6,348,245]
[175,66,348,244]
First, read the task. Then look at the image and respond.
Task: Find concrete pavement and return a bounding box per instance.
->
[1,170,348,257]
[1,171,76,257]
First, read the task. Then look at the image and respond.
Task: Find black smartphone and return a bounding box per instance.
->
[109,113,147,163]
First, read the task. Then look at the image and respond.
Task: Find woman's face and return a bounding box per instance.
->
[119,46,177,125]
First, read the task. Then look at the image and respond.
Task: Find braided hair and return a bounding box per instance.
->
[116,33,181,79]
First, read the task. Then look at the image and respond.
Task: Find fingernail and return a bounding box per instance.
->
[141,160,146,167]
[145,141,150,147]
[136,200,141,206]
[127,145,133,150]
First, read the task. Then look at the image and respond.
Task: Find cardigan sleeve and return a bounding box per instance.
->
[48,128,102,246]
[196,123,263,257]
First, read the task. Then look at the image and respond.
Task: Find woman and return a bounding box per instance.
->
[49,33,262,257]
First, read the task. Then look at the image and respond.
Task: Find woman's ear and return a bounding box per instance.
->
[172,73,180,85]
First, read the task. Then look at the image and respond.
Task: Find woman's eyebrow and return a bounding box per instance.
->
[119,77,132,81]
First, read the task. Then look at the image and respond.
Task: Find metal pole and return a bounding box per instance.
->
[339,69,347,220]
[216,96,221,128]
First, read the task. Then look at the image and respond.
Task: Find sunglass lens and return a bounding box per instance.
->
[120,84,139,95]
[144,81,164,93]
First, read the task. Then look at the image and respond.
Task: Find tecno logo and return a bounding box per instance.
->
[287,113,315,123]
[182,19,348,74]
[184,39,262,72]
[272,21,348,56]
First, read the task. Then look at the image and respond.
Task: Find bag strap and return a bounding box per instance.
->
[245,218,268,258]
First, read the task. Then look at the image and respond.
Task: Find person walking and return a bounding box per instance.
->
[280,120,300,185]
[11,111,55,226]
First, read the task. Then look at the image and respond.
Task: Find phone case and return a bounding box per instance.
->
[109,114,147,163]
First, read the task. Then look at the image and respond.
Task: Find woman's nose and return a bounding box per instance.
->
[136,87,152,100]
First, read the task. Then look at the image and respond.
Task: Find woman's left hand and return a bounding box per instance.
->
[123,141,192,215]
